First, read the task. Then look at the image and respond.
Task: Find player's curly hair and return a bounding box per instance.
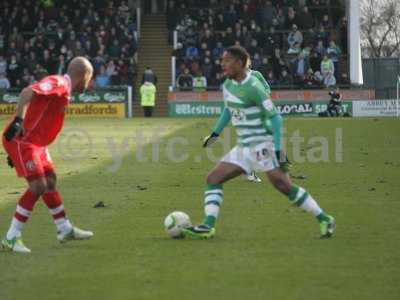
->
[226,46,250,68]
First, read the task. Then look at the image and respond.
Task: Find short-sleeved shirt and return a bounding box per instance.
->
[22,75,71,146]
[222,71,278,147]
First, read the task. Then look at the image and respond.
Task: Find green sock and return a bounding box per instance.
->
[316,212,331,223]
[288,185,329,221]
[204,216,217,228]
[202,183,223,228]
[288,185,300,202]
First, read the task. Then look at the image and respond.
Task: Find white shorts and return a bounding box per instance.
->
[221,139,280,174]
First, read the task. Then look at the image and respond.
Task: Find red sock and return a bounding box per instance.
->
[14,189,40,223]
[42,191,66,220]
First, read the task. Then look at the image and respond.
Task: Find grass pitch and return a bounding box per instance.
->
[0,117,399,300]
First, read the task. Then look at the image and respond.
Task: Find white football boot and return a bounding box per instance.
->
[1,237,31,253]
[57,226,94,243]
[247,171,262,183]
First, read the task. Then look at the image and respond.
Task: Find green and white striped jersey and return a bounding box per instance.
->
[223,70,278,147]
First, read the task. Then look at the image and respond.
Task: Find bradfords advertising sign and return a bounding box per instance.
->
[0,89,127,104]
[1,93,19,103]
[0,89,128,118]
[353,100,399,117]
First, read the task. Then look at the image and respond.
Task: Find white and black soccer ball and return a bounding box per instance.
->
[164,211,191,238]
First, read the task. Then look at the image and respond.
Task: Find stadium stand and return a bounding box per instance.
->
[0,0,138,89]
[167,0,347,90]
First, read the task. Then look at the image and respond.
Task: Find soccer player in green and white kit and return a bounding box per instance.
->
[183,46,335,239]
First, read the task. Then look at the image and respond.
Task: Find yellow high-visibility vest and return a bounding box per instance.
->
[193,76,207,91]
[41,0,54,7]
[140,83,156,106]
[321,59,334,73]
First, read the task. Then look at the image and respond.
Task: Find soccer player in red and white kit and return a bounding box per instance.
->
[1,57,94,253]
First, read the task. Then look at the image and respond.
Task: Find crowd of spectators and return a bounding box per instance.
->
[168,0,349,90]
[0,0,138,90]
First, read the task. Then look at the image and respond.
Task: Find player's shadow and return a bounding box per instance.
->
[50,118,221,242]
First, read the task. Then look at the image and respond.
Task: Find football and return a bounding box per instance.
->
[164,211,191,238]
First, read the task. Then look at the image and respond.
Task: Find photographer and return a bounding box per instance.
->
[327,87,342,117]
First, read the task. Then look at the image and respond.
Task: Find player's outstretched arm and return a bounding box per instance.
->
[270,114,282,151]
[4,87,34,141]
[253,82,290,171]
[203,107,231,147]
[15,87,35,119]
[270,114,290,171]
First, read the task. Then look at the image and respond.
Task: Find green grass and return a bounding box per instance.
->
[0,117,399,300]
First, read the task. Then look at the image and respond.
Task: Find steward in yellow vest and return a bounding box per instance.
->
[140,82,156,117]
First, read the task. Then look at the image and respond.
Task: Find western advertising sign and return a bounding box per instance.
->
[168,101,353,117]
[0,89,127,118]
[169,102,224,117]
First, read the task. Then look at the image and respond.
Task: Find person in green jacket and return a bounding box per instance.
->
[140,81,156,117]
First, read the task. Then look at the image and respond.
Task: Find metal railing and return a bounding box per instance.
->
[397,76,400,117]
[137,7,142,39]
